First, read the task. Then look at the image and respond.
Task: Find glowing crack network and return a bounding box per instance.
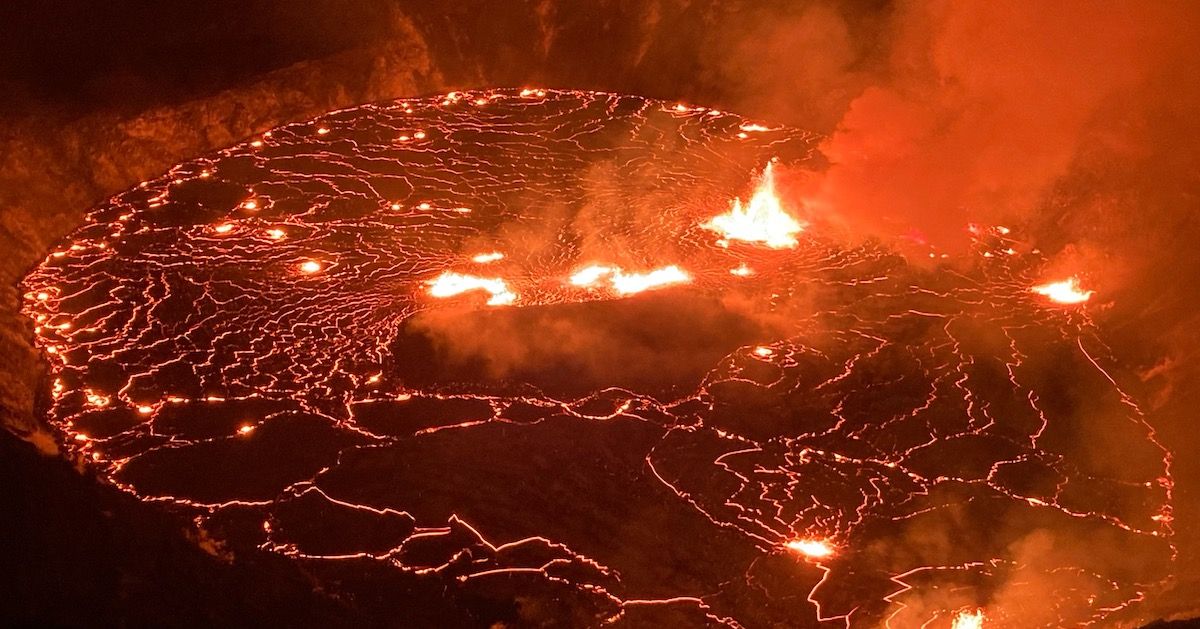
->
[22,89,1173,628]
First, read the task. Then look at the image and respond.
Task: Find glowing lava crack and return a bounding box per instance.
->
[22,89,1173,628]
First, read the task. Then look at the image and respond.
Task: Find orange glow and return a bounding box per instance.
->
[704,161,804,249]
[785,538,835,559]
[471,252,505,264]
[426,271,516,306]
[1031,276,1093,304]
[19,88,1176,629]
[951,609,985,629]
[610,265,690,295]
[569,264,691,294]
[569,264,618,287]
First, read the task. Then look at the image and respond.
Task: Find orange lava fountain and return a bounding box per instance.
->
[569,264,691,295]
[951,608,985,629]
[426,271,516,306]
[784,538,835,559]
[1031,276,1093,304]
[703,161,804,248]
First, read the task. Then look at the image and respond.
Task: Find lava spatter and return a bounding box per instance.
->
[21,89,1173,628]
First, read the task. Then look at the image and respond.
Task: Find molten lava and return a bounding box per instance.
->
[20,89,1174,629]
[569,264,616,288]
[471,252,505,264]
[784,538,835,559]
[703,161,804,249]
[569,264,691,295]
[951,609,985,629]
[426,271,516,306]
[610,265,690,295]
[1031,276,1093,304]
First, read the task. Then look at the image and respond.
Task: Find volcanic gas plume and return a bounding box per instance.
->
[21,89,1173,627]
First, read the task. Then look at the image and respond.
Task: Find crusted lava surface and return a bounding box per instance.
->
[20,89,1174,627]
